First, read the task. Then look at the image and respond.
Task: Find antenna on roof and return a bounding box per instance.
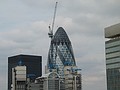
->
[48,2,58,39]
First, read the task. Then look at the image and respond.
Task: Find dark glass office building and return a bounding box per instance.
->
[8,54,42,90]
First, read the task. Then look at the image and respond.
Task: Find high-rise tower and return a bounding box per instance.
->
[46,27,81,90]
[47,27,76,76]
[105,23,120,90]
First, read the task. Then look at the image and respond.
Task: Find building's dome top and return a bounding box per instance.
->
[52,27,71,43]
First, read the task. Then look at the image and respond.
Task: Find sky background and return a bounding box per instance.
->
[0,0,120,90]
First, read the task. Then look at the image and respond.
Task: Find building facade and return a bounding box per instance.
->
[47,27,76,76]
[27,72,60,90]
[64,66,81,90]
[11,66,26,90]
[8,54,42,90]
[46,27,81,90]
[105,23,120,90]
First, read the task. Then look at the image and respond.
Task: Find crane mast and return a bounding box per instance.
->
[48,2,58,38]
[48,2,58,70]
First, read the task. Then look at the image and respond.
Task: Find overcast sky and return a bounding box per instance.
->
[0,0,120,90]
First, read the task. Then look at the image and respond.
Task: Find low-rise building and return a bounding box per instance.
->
[27,72,60,90]
[11,65,26,90]
[64,66,81,90]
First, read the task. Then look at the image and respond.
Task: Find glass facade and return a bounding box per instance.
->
[47,27,81,90]
[47,27,76,76]
[8,55,42,90]
[105,38,120,90]
[16,81,26,90]
[48,73,60,90]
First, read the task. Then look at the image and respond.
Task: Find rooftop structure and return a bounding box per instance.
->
[105,23,120,38]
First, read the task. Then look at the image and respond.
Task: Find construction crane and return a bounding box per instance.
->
[48,2,58,71]
[48,2,58,38]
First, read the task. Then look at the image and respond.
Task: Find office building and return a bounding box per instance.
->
[47,27,76,76]
[8,54,42,90]
[47,27,81,90]
[105,23,120,90]
[27,72,60,90]
[64,66,81,90]
[11,65,26,90]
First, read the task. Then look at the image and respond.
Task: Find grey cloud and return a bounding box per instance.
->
[56,0,120,37]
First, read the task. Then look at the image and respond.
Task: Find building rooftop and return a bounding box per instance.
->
[52,27,71,43]
[105,23,120,38]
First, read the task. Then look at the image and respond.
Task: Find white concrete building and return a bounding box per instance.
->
[11,66,26,90]
[64,66,81,90]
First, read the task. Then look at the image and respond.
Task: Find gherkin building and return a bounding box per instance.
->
[47,27,76,76]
